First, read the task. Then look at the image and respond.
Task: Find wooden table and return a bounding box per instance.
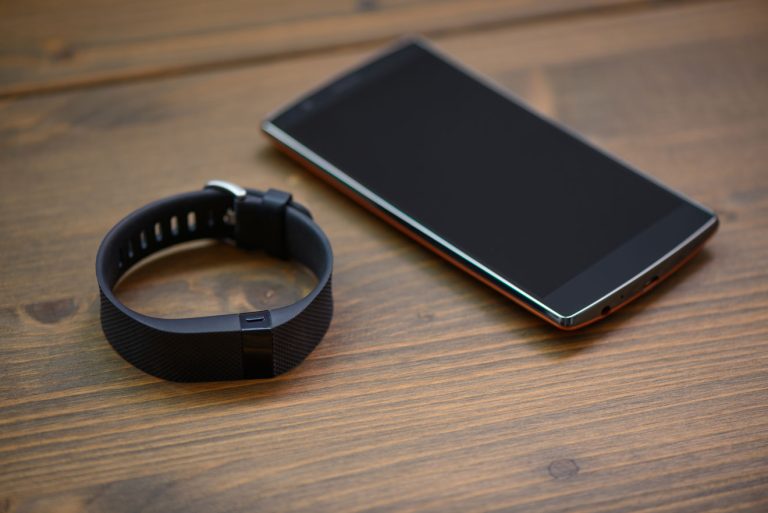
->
[2,1,767,511]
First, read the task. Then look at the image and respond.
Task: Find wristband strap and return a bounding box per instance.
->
[96,181,333,382]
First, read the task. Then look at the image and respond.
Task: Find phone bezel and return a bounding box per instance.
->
[261,37,718,329]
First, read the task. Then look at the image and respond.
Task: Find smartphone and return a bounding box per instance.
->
[262,38,718,329]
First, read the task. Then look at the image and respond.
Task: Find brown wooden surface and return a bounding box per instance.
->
[0,0,641,97]
[1,0,767,512]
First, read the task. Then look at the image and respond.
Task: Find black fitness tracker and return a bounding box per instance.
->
[96,181,333,382]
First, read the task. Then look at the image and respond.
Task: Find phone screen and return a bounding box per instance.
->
[270,41,712,315]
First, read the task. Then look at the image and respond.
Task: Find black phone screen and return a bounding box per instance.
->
[271,42,711,312]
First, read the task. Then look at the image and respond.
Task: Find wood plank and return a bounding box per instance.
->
[1,0,768,511]
[0,0,645,97]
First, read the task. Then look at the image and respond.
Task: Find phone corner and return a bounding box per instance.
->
[539,309,580,330]
[396,33,429,47]
[696,208,720,247]
[708,211,720,235]
[555,315,579,331]
[261,120,282,144]
[696,203,719,238]
[260,118,274,133]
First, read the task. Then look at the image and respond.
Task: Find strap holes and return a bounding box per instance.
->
[187,211,197,232]
[139,230,148,250]
[127,241,134,259]
[154,222,163,242]
[170,216,179,236]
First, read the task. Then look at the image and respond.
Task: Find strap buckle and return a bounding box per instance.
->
[205,179,247,200]
[204,180,292,259]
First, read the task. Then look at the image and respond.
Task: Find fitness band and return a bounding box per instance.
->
[96,181,333,381]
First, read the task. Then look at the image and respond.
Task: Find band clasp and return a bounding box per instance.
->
[204,180,247,199]
[204,180,293,259]
[205,180,246,226]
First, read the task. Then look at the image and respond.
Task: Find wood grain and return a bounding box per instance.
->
[0,0,645,97]
[1,0,768,512]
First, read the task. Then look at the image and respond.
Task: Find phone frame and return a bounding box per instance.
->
[261,37,718,330]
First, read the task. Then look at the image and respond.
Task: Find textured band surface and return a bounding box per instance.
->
[96,185,333,382]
